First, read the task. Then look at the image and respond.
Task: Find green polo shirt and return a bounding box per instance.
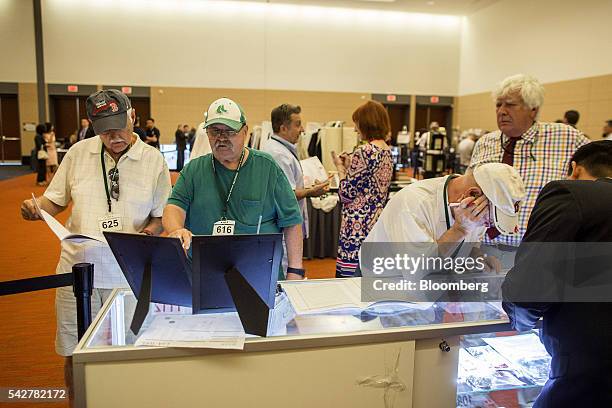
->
[169,148,302,236]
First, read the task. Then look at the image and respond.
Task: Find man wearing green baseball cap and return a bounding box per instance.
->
[163,97,306,280]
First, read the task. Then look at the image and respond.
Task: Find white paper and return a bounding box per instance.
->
[342,127,358,153]
[300,156,329,187]
[397,131,411,145]
[294,314,384,335]
[135,313,246,350]
[320,127,343,171]
[281,278,433,315]
[32,194,104,243]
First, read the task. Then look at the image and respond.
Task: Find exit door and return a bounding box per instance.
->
[0,94,21,162]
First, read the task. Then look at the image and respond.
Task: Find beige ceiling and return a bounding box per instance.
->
[226,0,500,15]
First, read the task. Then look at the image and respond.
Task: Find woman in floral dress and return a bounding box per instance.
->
[333,100,393,277]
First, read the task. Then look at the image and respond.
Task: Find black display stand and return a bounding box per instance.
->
[105,232,283,337]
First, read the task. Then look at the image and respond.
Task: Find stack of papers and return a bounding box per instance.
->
[280,278,433,315]
[300,156,328,187]
[135,313,246,350]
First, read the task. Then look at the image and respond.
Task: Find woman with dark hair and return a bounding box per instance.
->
[34,124,47,186]
[332,100,393,277]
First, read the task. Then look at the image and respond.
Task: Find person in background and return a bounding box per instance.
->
[188,126,196,152]
[189,121,212,160]
[457,131,477,174]
[133,116,146,141]
[76,118,95,141]
[562,109,580,129]
[603,120,612,140]
[44,123,59,181]
[175,124,189,171]
[63,133,77,149]
[416,121,440,151]
[34,124,48,186]
[163,97,306,280]
[145,117,160,148]
[502,141,612,408]
[262,104,329,275]
[332,100,393,277]
[469,74,589,246]
[20,89,171,404]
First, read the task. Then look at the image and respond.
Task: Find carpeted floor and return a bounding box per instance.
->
[0,172,335,407]
[0,164,34,181]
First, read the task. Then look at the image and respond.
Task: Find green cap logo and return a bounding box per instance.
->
[216,105,228,114]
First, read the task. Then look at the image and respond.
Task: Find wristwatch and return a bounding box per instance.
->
[287,267,305,277]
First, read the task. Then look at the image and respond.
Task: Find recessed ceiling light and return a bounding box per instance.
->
[427,1,435,5]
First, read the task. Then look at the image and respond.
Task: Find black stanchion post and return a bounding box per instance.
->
[72,263,94,340]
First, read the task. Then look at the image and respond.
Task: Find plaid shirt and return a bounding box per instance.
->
[469,122,589,246]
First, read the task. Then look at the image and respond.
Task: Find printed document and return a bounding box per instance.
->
[281,278,433,315]
[135,313,246,350]
[300,157,329,187]
[32,193,103,243]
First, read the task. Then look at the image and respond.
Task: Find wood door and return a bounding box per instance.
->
[428,106,449,129]
[130,97,150,128]
[385,104,410,145]
[51,96,80,142]
[415,106,451,132]
[415,105,429,134]
[0,94,21,161]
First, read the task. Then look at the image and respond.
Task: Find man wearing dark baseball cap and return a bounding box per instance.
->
[20,89,171,402]
[87,89,132,135]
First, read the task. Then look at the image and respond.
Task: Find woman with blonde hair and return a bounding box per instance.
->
[332,100,393,277]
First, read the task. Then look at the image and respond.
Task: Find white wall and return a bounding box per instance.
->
[0,0,37,82]
[458,0,612,95]
[41,0,462,95]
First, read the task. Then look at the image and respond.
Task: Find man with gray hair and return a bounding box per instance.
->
[470,74,589,246]
[20,89,172,401]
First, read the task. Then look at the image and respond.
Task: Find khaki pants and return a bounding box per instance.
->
[54,286,114,356]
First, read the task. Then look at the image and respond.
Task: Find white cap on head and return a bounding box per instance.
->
[473,163,526,235]
[204,97,246,131]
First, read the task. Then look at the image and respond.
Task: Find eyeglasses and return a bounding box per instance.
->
[206,126,244,138]
[108,167,119,200]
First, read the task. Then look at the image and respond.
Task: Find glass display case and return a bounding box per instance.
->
[73,288,547,408]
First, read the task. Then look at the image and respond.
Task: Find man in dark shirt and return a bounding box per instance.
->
[174,124,189,171]
[133,116,146,141]
[562,109,580,129]
[502,140,612,408]
[145,118,160,149]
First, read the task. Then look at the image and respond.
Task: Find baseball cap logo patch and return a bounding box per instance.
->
[86,89,131,135]
[92,104,112,115]
[217,105,228,114]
